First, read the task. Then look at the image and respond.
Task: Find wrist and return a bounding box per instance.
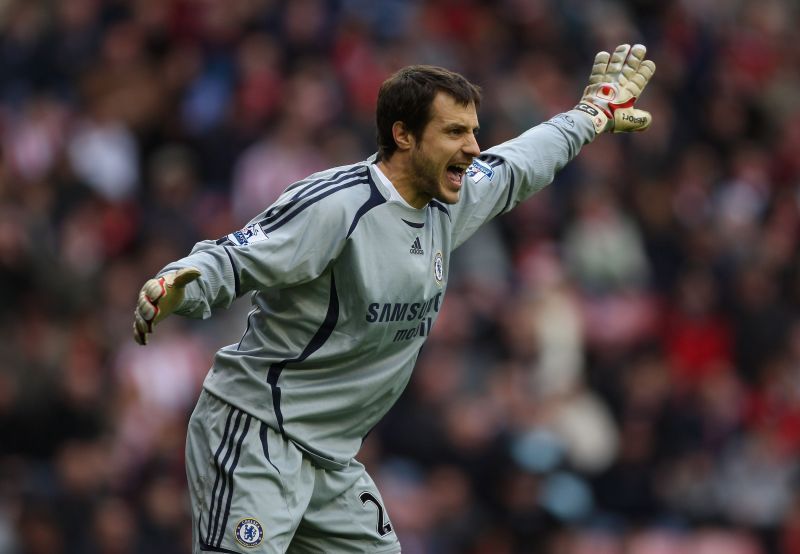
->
[574,101,611,134]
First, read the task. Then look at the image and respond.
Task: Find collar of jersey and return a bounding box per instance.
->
[370,162,427,225]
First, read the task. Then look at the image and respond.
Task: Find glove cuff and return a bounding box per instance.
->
[574,101,611,134]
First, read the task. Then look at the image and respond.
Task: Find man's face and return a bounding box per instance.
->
[409,92,481,205]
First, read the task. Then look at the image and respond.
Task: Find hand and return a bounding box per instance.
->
[575,43,656,134]
[133,267,201,345]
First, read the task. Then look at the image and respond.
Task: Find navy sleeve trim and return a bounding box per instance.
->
[262,176,369,234]
[428,200,451,220]
[481,154,505,168]
[501,167,516,214]
[260,167,368,230]
[222,246,241,297]
[283,164,364,195]
[347,172,386,238]
[216,166,368,245]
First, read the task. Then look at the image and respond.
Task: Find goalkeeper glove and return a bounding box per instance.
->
[133,267,201,345]
[575,43,656,134]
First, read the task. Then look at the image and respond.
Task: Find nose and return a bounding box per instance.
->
[464,133,480,157]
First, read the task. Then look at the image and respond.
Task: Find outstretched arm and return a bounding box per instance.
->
[449,43,656,248]
[131,176,357,345]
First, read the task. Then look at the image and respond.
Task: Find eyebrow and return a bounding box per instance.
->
[444,122,480,134]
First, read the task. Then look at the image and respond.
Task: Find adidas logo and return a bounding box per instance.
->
[410,237,424,255]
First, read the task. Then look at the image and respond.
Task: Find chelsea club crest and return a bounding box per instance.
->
[235,518,264,548]
[433,251,444,286]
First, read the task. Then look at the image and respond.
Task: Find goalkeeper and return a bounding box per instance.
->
[134,44,654,554]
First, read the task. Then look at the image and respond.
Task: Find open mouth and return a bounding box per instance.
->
[446,164,467,186]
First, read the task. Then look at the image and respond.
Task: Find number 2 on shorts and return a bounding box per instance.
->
[359,491,393,536]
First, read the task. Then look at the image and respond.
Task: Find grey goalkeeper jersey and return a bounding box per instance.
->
[164,110,595,469]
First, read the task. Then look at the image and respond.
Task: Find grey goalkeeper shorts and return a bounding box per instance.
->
[186,390,401,554]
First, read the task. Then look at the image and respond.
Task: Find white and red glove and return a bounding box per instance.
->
[575,43,656,134]
[133,267,201,345]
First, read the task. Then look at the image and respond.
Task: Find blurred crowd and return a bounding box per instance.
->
[1,0,800,552]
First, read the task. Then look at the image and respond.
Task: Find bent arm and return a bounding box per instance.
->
[158,197,350,319]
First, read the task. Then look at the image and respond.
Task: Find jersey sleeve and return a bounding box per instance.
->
[449,109,596,249]
[158,193,351,319]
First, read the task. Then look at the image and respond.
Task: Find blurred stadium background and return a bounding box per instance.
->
[1,0,800,552]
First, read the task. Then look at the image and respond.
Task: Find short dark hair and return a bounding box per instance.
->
[376,65,482,161]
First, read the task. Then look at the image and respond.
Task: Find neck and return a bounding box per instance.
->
[377,156,429,209]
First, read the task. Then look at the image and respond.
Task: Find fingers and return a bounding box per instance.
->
[631,59,656,96]
[134,293,154,345]
[605,44,632,78]
[589,44,649,88]
[133,312,149,345]
[137,286,159,321]
[134,280,161,345]
[598,43,655,99]
[619,44,643,87]
[142,276,166,304]
[588,50,611,84]
[134,277,164,345]
[625,44,647,71]
[619,44,655,97]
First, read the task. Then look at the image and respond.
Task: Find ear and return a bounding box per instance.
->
[392,121,415,152]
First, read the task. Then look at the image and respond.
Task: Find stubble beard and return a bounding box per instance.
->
[410,145,447,205]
